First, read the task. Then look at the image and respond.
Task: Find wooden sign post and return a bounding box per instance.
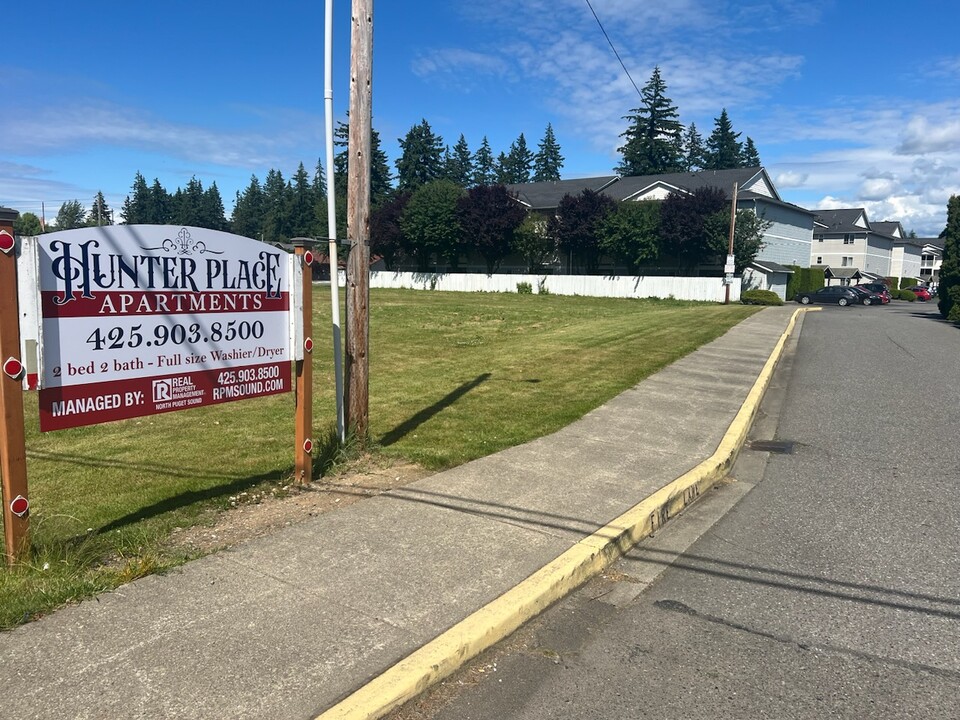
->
[293,241,315,485]
[0,207,30,565]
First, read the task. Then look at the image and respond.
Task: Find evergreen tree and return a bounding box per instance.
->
[740,136,761,168]
[617,66,685,176]
[395,119,445,191]
[262,169,290,243]
[202,182,228,231]
[472,136,496,186]
[704,109,743,170]
[174,176,206,227]
[682,123,707,171]
[147,179,171,224]
[533,123,564,182]
[495,152,516,185]
[445,134,474,187]
[937,195,960,321]
[312,157,327,199]
[287,162,316,237]
[121,172,150,224]
[87,191,113,226]
[504,133,535,184]
[231,175,265,240]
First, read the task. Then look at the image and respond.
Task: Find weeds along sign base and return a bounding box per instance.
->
[35,225,296,431]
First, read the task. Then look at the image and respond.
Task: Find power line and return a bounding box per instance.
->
[583,0,643,100]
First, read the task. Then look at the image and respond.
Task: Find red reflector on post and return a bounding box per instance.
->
[303,250,315,266]
[303,438,314,454]
[10,495,28,518]
[304,337,313,353]
[3,357,24,379]
[0,230,14,255]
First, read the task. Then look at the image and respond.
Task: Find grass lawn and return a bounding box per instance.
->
[0,287,759,627]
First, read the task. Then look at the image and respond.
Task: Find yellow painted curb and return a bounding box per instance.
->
[315,307,816,720]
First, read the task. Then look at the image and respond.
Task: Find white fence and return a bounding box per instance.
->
[364,271,741,303]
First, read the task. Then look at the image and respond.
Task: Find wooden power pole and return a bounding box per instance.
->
[345,0,373,444]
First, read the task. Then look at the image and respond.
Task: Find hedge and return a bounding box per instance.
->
[741,289,784,306]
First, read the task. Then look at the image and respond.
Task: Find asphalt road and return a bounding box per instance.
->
[389,300,960,720]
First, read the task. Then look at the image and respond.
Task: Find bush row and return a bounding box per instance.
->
[741,289,783,306]
[785,266,825,300]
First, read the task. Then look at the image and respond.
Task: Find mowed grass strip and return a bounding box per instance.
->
[0,288,759,627]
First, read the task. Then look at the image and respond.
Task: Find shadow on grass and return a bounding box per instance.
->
[379,373,492,447]
[94,469,288,536]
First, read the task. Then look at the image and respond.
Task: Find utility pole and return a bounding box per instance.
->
[724,182,738,305]
[345,0,372,444]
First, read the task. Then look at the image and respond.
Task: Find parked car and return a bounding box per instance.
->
[848,286,885,306]
[855,284,891,303]
[906,286,932,301]
[795,286,859,306]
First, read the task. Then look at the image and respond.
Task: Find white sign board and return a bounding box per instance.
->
[35,225,294,431]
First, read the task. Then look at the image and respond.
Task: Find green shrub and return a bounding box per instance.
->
[741,289,783,306]
[899,277,915,290]
[785,265,802,302]
[897,289,916,301]
[537,278,550,295]
[807,267,826,291]
[516,281,533,294]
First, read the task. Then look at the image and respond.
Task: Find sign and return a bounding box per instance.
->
[35,225,293,431]
[724,254,736,275]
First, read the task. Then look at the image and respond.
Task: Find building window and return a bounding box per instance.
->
[841,256,854,267]
[843,234,855,244]
[816,256,823,264]
[816,235,824,242]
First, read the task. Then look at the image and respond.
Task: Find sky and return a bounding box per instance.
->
[3,0,960,237]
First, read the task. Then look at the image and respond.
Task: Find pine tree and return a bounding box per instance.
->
[87,191,113,226]
[446,134,474,187]
[395,119,445,191]
[231,175,265,240]
[505,133,535,184]
[288,162,316,237]
[494,152,512,185]
[472,136,496,187]
[741,136,761,168]
[533,123,564,182]
[121,172,150,224]
[617,66,685,176]
[202,182,228,231]
[262,169,290,242]
[704,109,743,170]
[147,179,171,224]
[682,123,706,171]
[937,195,960,320]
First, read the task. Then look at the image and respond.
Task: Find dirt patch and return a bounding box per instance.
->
[165,458,432,556]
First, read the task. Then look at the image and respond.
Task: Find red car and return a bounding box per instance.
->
[907,286,932,301]
[855,284,891,304]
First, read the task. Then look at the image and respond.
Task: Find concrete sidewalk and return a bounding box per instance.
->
[0,306,806,720]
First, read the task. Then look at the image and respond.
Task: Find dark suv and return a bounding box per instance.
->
[795,286,859,306]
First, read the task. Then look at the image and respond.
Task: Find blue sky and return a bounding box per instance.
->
[3,0,959,236]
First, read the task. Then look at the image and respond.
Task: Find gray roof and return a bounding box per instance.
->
[605,167,766,202]
[508,176,619,210]
[917,237,944,250]
[871,221,903,239]
[813,208,869,233]
[507,167,818,218]
[751,260,795,274]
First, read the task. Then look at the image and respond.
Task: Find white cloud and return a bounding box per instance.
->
[897,115,960,155]
[774,171,809,188]
[411,49,508,82]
